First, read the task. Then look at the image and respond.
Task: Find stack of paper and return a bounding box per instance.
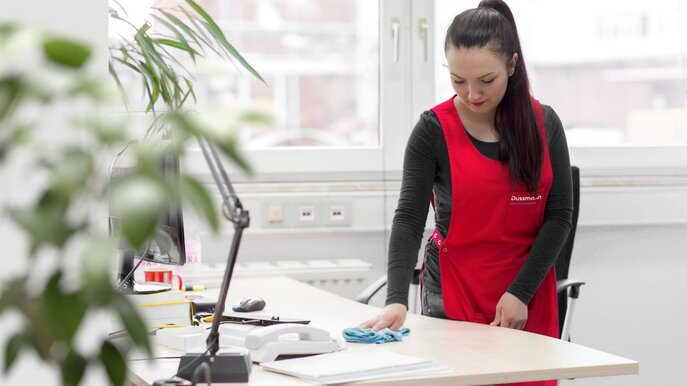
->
[127,290,192,327]
[155,326,207,351]
[261,347,452,385]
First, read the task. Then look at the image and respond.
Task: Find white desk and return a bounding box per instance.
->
[128,277,638,385]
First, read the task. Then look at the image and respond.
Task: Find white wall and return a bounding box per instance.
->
[196,179,687,386]
[560,223,687,385]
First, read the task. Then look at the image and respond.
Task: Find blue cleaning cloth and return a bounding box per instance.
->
[342,327,410,344]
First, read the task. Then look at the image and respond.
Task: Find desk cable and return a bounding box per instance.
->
[116,241,150,291]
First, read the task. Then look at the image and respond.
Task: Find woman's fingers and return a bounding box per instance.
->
[490,306,502,326]
[491,292,527,329]
[360,303,408,331]
[389,318,405,331]
[361,316,391,331]
[372,319,391,332]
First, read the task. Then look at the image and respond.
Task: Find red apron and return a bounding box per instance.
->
[430,96,559,386]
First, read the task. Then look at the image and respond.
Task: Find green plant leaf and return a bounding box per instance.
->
[154,38,199,56]
[108,7,120,19]
[238,110,272,125]
[68,77,106,100]
[108,62,129,109]
[166,112,251,173]
[110,176,168,249]
[144,113,169,138]
[3,333,27,372]
[158,9,213,55]
[185,0,265,84]
[41,274,87,344]
[111,293,152,356]
[136,60,158,112]
[169,73,182,106]
[181,175,219,231]
[100,341,126,386]
[149,78,160,110]
[43,292,88,343]
[0,75,22,120]
[0,23,18,39]
[52,148,93,196]
[43,37,91,69]
[112,56,142,74]
[214,135,252,174]
[0,276,28,314]
[10,188,82,255]
[177,7,217,53]
[181,78,196,105]
[79,234,117,294]
[158,73,172,106]
[133,139,172,172]
[60,350,88,386]
[74,116,127,144]
[150,39,190,74]
[135,24,175,81]
[0,122,32,162]
[151,13,198,61]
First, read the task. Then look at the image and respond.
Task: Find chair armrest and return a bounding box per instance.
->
[556,279,586,299]
[355,274,388,304]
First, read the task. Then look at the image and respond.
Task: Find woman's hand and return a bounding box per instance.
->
[490,292,528,330]
[360,303,407,331]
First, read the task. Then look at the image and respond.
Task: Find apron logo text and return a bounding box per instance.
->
[511,195,542,205]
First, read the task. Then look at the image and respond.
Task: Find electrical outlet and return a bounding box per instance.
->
[267,205,284,224]
[292,201,322,227]
[297,205,316,222]
[329,205,345,221]
[323,200,352,227]
[261,202,288,228]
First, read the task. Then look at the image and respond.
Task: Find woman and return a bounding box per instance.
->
[362,1,573,385]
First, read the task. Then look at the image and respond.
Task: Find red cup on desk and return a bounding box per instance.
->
[144,267,183,290]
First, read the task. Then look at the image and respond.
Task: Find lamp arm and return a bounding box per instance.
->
[196,135,250,356]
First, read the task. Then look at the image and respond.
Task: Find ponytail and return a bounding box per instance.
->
[446,0,542,193]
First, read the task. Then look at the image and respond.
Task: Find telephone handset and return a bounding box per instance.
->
[219,323,342,363]
[244,324,331,350]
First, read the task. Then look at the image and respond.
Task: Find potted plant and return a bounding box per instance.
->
[0,1,266,385]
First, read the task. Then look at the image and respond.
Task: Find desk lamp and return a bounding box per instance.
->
[175,135,251,382]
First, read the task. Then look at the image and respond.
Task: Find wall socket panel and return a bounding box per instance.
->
[322,200,352,227]
[260,202,289,229]
[260,199,352,229]
[291,200,323,228]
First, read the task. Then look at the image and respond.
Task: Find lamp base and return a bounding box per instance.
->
[177,348,251,383]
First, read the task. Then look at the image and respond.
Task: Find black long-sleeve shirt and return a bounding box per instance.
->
[386,104,573,308]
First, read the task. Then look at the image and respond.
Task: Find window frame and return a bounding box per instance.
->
[184,0,434,183]
[183,0,687,183]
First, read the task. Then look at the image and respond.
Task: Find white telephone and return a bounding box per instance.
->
[219,323,343,363]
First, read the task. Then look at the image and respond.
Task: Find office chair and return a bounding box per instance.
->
[356,166,584,342]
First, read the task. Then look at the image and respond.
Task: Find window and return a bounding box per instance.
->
[113,1,687,180]
[195,0,380,148]
[182,0,425,181]
[434,0,687,175]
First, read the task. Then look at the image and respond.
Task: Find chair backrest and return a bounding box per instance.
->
[554,165,580,335]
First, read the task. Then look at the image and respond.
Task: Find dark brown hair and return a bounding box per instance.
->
[445,0,542,193]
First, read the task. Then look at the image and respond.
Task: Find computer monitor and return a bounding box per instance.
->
[109,145,186,293]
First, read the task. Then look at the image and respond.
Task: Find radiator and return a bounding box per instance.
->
[179,258,372,300]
